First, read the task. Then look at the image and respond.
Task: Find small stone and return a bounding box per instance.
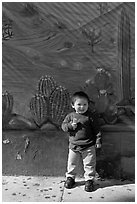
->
[3,139,10,144]
[45,196,50,199]
[44,189,48,191]
[33,183,40,186]
[2,182,8,185]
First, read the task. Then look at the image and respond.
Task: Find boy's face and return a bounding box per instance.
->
[72,97,88,114]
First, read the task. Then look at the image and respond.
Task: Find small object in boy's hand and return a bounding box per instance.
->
[73,118,77,124]
[96,143,101,148]
[71,118,77,129]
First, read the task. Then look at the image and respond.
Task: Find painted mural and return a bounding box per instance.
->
[2,2,135,130]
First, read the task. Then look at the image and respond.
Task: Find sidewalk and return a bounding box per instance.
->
[2,176,135,202]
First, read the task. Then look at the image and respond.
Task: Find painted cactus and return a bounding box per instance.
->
[84,68,118,124]
[38,75,57,98]
[30,94,48,127]
[49,86,71,127]
[118,7,131,103]
[2,91,13,118]
[94,68,112,91]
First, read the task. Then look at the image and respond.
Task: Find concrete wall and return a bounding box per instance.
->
[98,124,135,179]
[2,123,135,179]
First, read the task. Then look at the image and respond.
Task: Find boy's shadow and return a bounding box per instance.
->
[74,179,134,191]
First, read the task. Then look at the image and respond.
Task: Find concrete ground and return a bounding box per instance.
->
[2,176,135,202]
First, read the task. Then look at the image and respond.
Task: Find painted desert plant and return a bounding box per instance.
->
[38,75,57,98]
[30,94,48,127]
[2,91,14,127]
[117,7,131,104]
[30,75,71,128]
[49,86,71,127]
[83,68,118,124]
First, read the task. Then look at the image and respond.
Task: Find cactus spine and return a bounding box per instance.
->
[49,86,71,127]
[30,94,48,127]
[118,7,131,103]
[38,75,57,98]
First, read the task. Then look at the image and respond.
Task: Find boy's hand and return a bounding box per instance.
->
[71,118,77,130]
[71,123,77,129]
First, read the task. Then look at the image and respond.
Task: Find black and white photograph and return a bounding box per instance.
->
[2,1,135,202]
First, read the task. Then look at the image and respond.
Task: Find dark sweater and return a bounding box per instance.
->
[61,110,101,151]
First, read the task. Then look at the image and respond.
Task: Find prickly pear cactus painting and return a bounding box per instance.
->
[30,94,48,127]
[2,91,14,127]
[49,86,71,127]
[94,68,115,113]
[94,68,112,91]
[38,75,57,98]
[83,68,118,124]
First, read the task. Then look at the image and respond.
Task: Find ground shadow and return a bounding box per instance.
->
[75,180,85,187]
[94,179,134,191]
[74,178,134,192]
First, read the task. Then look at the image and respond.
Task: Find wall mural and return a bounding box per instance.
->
[2,2,135,131]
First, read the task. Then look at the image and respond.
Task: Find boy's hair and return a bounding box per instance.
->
[71,91,90,105]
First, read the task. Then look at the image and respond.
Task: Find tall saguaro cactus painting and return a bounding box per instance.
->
[118,7,131,104]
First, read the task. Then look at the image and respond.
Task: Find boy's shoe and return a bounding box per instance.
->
[64,177,75,189]
[85,180,94,192]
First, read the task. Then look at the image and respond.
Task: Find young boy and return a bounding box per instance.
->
[61,91,102,192]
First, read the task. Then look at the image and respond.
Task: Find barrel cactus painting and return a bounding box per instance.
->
[49,86,71,127]
[2,91,14,127]
[38,75,57,98]
[30,75,71,129]
[30,94,48,127]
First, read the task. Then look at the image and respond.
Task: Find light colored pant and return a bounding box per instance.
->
[66,146,96,181]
